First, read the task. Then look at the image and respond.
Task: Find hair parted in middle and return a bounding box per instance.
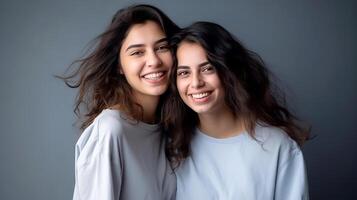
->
[162,21,310,167]
[59,4,179,130]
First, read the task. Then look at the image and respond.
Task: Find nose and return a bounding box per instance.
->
[146,50,162,68]
[190,72,204,89]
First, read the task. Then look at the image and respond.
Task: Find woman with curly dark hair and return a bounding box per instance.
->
[60,4,179,200]
[163,22,310,199]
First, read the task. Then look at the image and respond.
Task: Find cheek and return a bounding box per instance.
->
[121,59,143,75]
[211,75,223,89]
[214,78,226,101]
[161,53,173,68]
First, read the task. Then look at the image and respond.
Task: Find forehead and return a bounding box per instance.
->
[177,42,208,66]
[122,21,166,46]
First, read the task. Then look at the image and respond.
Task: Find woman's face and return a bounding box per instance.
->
[119,20,172,100]
[176,41,226,115]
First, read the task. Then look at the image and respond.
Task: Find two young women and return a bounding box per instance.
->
[64,4,309,200]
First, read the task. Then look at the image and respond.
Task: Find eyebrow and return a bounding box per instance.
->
[125,38,168,52]
[177,61,210,69]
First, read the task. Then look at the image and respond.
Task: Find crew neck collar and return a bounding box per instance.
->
[195,128,247,144]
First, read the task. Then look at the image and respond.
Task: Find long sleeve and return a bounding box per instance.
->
[73,116,123,200]
[275,150,309,200]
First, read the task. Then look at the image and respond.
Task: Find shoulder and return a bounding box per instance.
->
[254,124,302,162]
[255,125,299,149]
[76,109,126,149]
[75,109,126,166]
[96,109,125,137]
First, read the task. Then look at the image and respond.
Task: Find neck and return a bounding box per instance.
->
[198,105,245,138]
[112,93,160,124]
[133,92,160,124]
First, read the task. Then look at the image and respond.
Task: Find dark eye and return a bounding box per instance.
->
[156,44,170,52]
[177,71,189,77]
[202,65,214,72]
[130,50,144,56]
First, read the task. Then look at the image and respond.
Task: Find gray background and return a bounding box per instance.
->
[0,0,356,199]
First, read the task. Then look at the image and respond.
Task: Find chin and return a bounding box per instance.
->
[147,87,168,96]
[190,106,213,115]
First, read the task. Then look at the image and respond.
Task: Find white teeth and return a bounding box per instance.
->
[143,72,164,79]
[191,92,210,99]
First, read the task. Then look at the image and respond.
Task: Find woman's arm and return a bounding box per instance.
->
[275,149,309,200]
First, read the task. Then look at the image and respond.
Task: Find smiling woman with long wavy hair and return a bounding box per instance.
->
[59,4,179,200]
[163,21,310,200]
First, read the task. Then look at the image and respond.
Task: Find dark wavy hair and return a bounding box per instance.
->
[162,21,310,166]
[58,4,179,130]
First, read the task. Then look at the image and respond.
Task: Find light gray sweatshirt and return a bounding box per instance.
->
[73,109,176,200]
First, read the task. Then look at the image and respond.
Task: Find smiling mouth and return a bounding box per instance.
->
[142,71,165,80]
[190,92,210,99]
[188,91,213,103]
[141,71,168,84]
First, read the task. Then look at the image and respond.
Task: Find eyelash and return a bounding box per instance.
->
[177,71,188,76]
[130,44,169,56]
[202,66,214,72]
[130,51,144,56]
[177,65,215,77]
[156,44,170,52]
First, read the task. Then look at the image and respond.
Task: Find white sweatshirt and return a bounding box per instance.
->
[176,125,309,200]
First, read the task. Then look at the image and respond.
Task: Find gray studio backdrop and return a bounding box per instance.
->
[0,0,356,199]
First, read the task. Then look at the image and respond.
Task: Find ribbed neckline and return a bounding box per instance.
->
[195,128,247,144]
